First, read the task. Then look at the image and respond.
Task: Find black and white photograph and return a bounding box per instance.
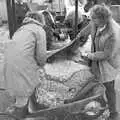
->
[0,0,120,120]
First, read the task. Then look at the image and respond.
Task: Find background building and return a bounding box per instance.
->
[0,0,8,21]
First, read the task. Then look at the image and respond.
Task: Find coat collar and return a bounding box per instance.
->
[22,17,44,27]
[90,19,113,38]
[98,25,106,33]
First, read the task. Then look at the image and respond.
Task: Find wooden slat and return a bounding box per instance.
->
[6,0,17,39]
[12,0,17,33]
[75,0,78,37]
[6,0,14,39]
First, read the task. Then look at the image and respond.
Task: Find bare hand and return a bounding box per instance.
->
[81,52,89,60]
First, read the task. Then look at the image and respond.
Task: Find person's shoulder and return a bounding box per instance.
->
[22,23,44,34]
[109,19,120,37]
[29,24,45,36]
[110,19,120,30]
[33,24,46,35]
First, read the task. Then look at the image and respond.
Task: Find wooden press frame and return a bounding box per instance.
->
[6,0,79,39]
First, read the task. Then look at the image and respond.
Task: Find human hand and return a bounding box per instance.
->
[81,52,88,57]
[81,52,89,59]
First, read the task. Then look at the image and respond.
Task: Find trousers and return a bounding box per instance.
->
[103,80,116,113]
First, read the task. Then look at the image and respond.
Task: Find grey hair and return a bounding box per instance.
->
[90,4,112,22]
[25,11,45,25]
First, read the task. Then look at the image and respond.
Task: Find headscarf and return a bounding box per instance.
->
[23,11,46,25]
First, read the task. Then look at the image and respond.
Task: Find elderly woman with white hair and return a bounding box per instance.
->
[3,11,47,105]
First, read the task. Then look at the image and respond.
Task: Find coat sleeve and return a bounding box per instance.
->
[87,34,115,61]
[35,27,47,66]
[70,23,91,52]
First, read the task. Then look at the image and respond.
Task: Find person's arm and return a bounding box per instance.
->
[47,49,62,58]
[36,28,47,66]
[87,34,115,61]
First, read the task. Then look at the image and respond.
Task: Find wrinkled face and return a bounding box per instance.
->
[92,17,106,27]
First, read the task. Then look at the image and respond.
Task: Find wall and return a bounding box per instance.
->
[0,0,8,21]
[110,5,120,23]
[52,0,65,13]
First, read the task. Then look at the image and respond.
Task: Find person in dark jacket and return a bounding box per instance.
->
[4,11,47,107]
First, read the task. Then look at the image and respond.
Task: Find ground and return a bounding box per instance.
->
[0,24,120,120]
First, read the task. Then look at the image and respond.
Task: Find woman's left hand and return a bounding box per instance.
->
[81,52,89,59]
